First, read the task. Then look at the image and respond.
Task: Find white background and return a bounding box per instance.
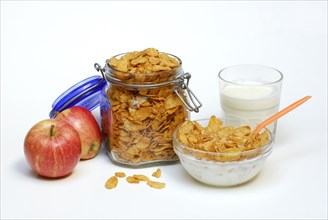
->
[1,1,327,219]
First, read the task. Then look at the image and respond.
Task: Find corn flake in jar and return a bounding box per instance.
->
[101,48,192,166]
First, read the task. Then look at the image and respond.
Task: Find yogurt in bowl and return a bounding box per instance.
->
[173,116,273,186]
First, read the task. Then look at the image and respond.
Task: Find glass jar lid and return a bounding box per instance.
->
[49,75,106,118]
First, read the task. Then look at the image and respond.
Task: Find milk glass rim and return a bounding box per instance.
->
[218,64,284,86]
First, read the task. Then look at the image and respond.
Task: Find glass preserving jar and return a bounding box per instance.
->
[95,52,201,167]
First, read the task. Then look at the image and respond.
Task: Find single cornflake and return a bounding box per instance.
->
[152,168,161,178]
[126,176,140,184]
[133,174,149,182]
[147,180,166,189]
[105,176,118,189]
[115,172,126,178]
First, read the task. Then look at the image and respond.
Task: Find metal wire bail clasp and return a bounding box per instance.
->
[174,73,202,112]
[94,63,106,79]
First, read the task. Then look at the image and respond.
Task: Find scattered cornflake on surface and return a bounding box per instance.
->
[147,180,166,189]
[106,169,166,190]
[105,176,118,189]
[115,172,126,178]
[152,168,161,178]
[133,174,149,182]
[126,176,140,184]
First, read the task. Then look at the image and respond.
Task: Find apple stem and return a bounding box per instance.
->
[50,125,55,137]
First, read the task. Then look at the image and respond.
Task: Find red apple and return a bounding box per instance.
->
[24,119,81,178]
[56,106,102,160]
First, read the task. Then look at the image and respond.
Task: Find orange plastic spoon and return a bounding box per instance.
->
[253,96,312,135]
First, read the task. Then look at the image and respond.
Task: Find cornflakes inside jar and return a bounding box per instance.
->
[99,48,201,167]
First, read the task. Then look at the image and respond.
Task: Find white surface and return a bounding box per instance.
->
[1,1,327,219]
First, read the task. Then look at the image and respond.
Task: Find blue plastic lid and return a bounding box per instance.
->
[49,75,107,118]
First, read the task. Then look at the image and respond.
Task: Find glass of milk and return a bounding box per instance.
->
[218,64,283,138]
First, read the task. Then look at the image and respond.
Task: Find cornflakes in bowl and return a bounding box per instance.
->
[173,116,273,186]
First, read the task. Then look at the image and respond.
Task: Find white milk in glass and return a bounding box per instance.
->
[220,83,280,135]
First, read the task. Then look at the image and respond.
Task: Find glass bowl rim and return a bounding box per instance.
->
[173,117,274,162]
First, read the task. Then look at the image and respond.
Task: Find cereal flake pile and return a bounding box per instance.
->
[104,48,188,164]
[105,168,165,190]
[176,116,271,162]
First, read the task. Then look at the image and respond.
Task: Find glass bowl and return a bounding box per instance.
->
[173,118,274,186]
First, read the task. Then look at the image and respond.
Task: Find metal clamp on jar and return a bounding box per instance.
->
[95,50,202,167]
